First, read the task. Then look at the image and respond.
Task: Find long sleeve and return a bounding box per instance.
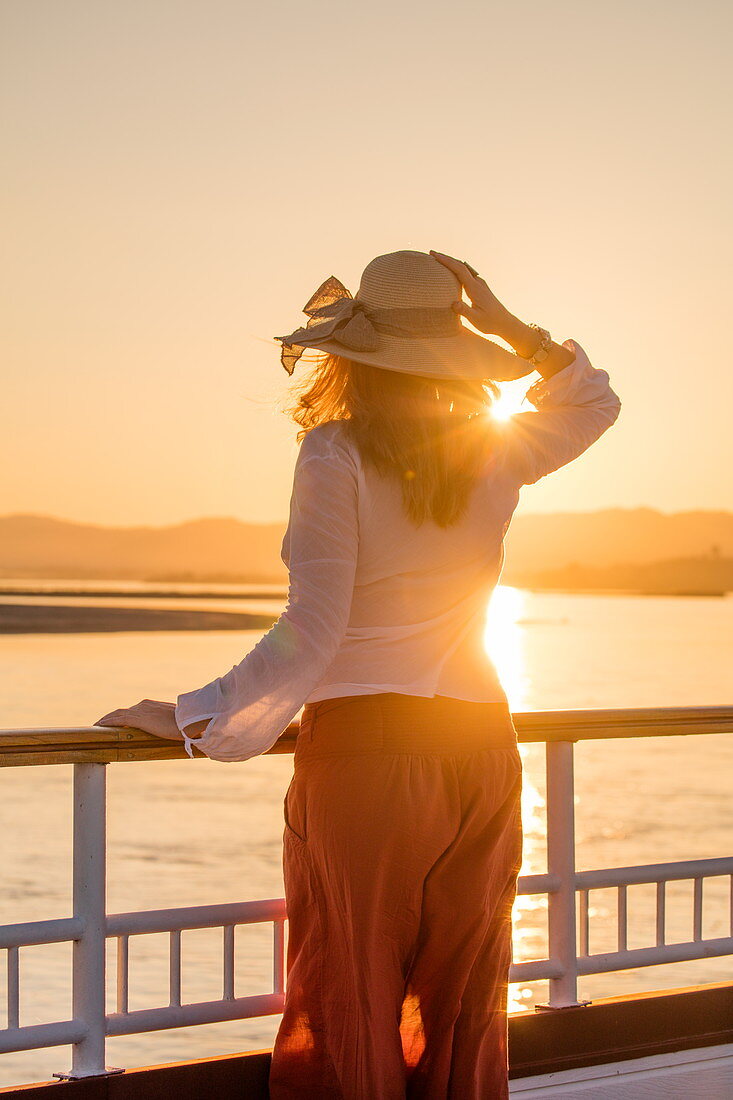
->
[174,422,360,762]
[498,339,622,486]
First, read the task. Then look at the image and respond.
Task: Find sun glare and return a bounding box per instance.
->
[489,382,528,422]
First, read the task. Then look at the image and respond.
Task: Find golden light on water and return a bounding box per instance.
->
[484,585,547,1013]
[508,777,548,1013]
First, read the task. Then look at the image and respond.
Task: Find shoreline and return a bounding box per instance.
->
[0,603,278,635]
[0,585,288,600]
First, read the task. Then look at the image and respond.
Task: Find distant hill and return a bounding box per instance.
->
[0,514,287,582]
[503,507,733,572]
[1,509,732,594]
[508,555,733,596]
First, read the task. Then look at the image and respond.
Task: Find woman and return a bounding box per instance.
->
[96,249,621,1098]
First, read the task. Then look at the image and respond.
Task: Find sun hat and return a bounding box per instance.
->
[275,249,525,382]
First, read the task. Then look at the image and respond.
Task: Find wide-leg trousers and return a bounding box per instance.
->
[268,692,523,1100]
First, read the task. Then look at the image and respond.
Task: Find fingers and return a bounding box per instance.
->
[96,712,129,727]
[429,251,483,288]
[94,699,173,728]
[452,300,484,328]
[430,250,470,280]
[95,704,138,727]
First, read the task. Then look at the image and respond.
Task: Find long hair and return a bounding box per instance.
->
[282,352,502,528]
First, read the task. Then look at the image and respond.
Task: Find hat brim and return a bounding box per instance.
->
[282,325,535,382]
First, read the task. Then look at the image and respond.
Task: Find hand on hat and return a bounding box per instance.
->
[429,252,511,340]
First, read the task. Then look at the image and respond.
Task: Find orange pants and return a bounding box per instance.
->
[269,693,523,1100]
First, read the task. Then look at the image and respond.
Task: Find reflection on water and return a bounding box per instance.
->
[509,774,548,1013]
[484,584,544,1012]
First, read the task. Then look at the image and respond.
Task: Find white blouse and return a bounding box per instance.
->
[175,339,621,762]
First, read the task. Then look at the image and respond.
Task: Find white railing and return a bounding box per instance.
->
[1,706,731,1079]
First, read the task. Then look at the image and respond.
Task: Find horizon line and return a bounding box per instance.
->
[1,505,732,531]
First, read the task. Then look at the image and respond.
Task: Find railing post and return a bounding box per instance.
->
[544,740,584,1008]
[273,919,285,997]
[55,762,120,1079]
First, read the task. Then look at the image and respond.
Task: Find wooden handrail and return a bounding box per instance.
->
[1,706,731,767]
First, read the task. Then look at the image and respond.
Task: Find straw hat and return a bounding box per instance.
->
[275,250,528,382]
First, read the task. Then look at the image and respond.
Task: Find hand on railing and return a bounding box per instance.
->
[95,699,183,742]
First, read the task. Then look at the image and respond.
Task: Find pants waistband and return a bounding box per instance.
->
[296,693,518,758]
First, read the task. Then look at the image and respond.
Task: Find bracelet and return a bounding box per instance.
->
[525,323,552,367]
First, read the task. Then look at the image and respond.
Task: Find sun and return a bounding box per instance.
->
[489,381,528,422]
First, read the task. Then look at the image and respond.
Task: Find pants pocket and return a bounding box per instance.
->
[283,775,308,846]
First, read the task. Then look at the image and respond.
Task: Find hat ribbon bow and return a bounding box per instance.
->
[276,276,378,375]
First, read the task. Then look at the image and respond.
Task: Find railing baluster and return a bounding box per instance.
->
[169,930,181,1008]
[579,891,590,956]
[693,878,704,942]
[65,762,108,1079]
[545,740,581,1007]
[116,935,129,1015]
[656,882,666,947]
[7,946,19,1030]
[617,886,628,952]
[273,920,286,995]
[223,926,235,1001]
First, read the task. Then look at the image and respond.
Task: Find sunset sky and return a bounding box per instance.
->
[2,0,731,527]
